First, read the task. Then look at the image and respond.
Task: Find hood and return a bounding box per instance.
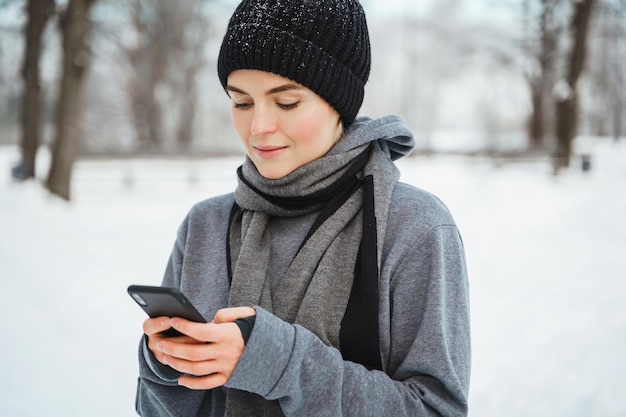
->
[329,115,416,161]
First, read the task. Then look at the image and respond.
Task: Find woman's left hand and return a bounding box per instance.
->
[155,306,256,390]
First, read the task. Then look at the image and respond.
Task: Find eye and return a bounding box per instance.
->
[277,102,299,110]
[233,102,253,110]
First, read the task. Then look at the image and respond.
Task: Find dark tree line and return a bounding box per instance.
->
[120,0,208,153]
[6,0,620,200]
[14,0,210,199]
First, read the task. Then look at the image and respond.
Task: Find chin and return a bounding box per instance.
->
[260,170,290,180]
[257,164,295,180]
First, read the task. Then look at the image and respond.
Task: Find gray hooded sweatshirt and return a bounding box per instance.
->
[135,115,471,416]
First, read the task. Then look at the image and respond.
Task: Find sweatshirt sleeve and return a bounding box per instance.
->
[225,224,471,417]
[135,214,222,417]
[136,236,204,411]
[135,195,236,416]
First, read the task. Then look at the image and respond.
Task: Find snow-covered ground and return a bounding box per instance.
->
[1,138,625,417]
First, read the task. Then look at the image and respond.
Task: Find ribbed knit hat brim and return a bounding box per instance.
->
[218,0,371,125]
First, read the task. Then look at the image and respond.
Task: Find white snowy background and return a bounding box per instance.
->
[1,137,625,417]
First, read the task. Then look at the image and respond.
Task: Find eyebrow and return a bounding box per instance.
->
[226,83,303,96]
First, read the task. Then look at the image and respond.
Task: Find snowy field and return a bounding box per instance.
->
[1,138,625,417]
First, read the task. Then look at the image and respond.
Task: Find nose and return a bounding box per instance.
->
[250,105,277,137]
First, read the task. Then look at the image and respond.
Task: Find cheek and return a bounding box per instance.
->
[288,107,337,148]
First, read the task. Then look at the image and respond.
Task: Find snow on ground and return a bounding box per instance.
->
[1,138,625,417]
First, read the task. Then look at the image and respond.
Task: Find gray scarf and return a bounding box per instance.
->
[225,116,414,416]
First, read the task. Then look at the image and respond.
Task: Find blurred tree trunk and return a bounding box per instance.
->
[126,0,166,151]
[526,0,559,150]
[553,0,596,169]
[174,5,207,151]
[17,0,55,180]
[176,62,199,149]
[123,0,207,153]
[46,0,96,200]
[528,86,545,148]
[608,2,625,141]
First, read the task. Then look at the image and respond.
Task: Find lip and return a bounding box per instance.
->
[253,145,288,159]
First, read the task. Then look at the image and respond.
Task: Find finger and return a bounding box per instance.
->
[149,336,200,366]
[159,343,239,377]
[158,338,213,362]
[145,327,173,365]
[159,324,243,360]
[143,317,171,336]
[144,318,195,365]
[161,351,219,376]
[178,373,229,390]
[213,306,256,324]
[169,318,234,343]
[158,324,245,375]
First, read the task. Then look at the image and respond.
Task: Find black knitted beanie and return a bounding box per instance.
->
[217,0,371,126]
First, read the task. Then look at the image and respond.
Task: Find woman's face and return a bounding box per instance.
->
[227,70,342,179]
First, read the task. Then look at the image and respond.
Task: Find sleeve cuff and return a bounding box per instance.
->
[234,315,257,345]
[225,307,295,396]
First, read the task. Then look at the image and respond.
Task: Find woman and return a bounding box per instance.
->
[135,0,471,416]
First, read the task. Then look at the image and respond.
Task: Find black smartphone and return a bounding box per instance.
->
[127,285,207,337]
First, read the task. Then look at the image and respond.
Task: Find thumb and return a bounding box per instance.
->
[213,306,256,324]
